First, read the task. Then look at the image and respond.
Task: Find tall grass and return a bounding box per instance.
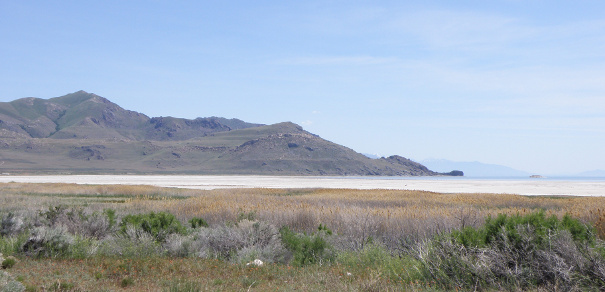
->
[2,182,605,290]
[3,183,605,249]
[126,188,605,251]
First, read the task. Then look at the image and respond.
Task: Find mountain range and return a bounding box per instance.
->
[0,91,458,176]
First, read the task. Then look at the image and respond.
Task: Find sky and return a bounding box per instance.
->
[1,1,604,175]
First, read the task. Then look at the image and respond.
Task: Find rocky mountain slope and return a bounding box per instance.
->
[0,91,456,176]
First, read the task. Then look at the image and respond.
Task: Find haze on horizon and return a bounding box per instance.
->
[1,1,604,175]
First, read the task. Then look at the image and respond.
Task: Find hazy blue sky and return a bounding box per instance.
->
[1,1,604,175]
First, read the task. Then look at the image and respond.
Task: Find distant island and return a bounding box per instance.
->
[0,91,460,176]
[421,159,528,177]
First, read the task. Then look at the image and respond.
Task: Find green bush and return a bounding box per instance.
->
[188,217,209,229]
[67,236,99,259]
[236,210,257,223]
[104,209,117,229]
[121,277,134,288]
[338,243,390,269]
[451,210,595,249]
[317,223,332,235]
[417,211,603,291]
[0,232,29,256]
[279,225,334,266]
[120,211,186,242]
[337,243,425,283]
[1,256,17,269]
[38,206,68,225]
[561,213,594,242]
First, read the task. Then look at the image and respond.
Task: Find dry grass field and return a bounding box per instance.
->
[1,182,605,291]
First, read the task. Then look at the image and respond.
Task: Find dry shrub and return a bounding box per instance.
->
[413,226,605,291]
[284,209,316,233]
[22,226,74,257]
[584,208,605,240]
[98,226,161,257]
[163,233,202,258]
[0,213,24,237]
[34,206,113,239]
[191,219,287,264]
[0,270,25,291]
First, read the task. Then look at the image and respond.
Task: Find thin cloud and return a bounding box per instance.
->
[387,9,605,61]
[391,10,527,52]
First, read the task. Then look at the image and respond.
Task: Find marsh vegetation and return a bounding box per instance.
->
[1,182,605,291]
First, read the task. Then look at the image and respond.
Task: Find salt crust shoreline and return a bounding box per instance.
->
[0,175,604,197]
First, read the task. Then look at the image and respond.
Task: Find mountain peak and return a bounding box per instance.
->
[50,90,99,106]
[275,121,304,131]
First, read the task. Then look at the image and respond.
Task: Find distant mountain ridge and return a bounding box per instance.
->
[0,91,455,176]
[0,90,262,140]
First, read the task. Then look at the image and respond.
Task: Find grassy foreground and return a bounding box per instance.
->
[9,257,418,291]
[1,182,605,291]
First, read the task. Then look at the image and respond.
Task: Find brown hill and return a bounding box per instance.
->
[0,91,458,176]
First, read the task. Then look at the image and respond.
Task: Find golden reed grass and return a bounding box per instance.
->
[2,183,605,239]
[127,188,605,240]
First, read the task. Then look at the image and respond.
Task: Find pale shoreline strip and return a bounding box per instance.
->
[0,175,604,196]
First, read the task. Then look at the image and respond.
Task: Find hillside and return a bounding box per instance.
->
[0,91,453,176]
[0,90,262,140]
